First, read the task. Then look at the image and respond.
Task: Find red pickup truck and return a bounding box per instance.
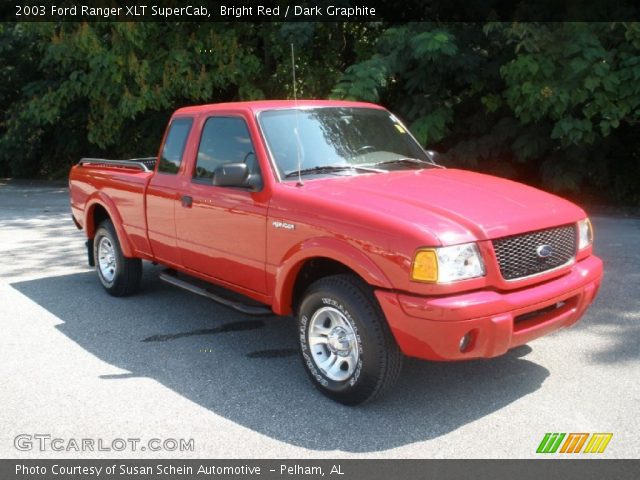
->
[69,100,603,405]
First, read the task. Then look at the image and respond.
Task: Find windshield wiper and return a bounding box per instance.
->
[371,157,439,168]
[284,164,383,178]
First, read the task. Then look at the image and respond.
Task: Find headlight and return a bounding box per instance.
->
[577,218,593,250]
[412,242,486,283]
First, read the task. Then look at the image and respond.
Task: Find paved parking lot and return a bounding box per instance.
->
[1,181,638,458]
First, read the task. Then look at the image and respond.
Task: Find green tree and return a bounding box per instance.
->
[332,22,640,204]
[1,21,639,204]
[0,21,364,178]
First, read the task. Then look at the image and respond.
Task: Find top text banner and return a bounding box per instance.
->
[12,3,378,21]
[3,0,640,22]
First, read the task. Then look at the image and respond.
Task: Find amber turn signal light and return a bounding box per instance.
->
[411,249,438,283]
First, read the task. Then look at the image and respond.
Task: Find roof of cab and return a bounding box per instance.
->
[173,99,385,116]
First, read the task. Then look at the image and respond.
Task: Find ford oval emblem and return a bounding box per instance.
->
[536,244,553,258]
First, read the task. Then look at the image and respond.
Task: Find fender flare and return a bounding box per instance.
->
[84,192,135,258]
[271,236,393,315]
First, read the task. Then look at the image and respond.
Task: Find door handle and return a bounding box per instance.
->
[181,195,193,208]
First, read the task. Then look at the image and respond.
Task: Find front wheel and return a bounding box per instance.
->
[93,219,142,297]
[298,274,403,405]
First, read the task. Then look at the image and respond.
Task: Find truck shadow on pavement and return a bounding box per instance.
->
[12,266,550,453]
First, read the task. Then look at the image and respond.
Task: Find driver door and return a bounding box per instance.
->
[174,114,267,294]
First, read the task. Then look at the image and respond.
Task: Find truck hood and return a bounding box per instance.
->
[299,168,585,245]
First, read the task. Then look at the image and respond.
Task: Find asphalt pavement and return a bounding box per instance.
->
[0,180,638,458]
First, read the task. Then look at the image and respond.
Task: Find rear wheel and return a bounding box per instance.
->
[93,219,142,296]
[297,274,403,405]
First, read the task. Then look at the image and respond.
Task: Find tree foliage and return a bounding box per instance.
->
[1,21,639,204]
[331,22,640,203]
[0,22,359,177]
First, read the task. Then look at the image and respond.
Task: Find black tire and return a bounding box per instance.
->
[297,274,403,405]
[93,219,142,297]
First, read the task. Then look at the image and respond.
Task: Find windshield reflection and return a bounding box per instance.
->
[258,107,432,179]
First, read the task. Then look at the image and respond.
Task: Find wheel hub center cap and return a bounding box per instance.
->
[327,327,353,357]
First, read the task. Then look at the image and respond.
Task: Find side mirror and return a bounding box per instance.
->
[213,163,249,187]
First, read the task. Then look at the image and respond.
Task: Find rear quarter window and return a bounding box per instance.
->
[158,117,193,174]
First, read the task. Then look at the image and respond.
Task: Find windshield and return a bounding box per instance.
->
[258,107,432,179]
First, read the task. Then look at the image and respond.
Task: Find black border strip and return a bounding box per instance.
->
[2,0,640,22]
[2,459,639,480]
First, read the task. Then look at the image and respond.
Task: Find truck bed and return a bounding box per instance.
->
[70,157,157,260]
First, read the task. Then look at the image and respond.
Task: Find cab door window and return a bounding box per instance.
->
[193,116,261,187]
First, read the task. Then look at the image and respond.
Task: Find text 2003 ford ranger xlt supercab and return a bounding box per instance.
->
[69,100,603,405]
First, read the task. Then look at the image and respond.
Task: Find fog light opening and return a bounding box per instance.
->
[459,331,475,353]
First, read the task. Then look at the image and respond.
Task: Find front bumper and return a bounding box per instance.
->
[375,255,603,361]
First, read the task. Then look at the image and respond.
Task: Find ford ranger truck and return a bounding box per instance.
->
[69,100,603,405]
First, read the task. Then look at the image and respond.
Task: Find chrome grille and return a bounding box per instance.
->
[493,225,576,280]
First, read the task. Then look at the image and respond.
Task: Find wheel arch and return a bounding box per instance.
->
[271,238,393,315]
[84,193,135,257]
